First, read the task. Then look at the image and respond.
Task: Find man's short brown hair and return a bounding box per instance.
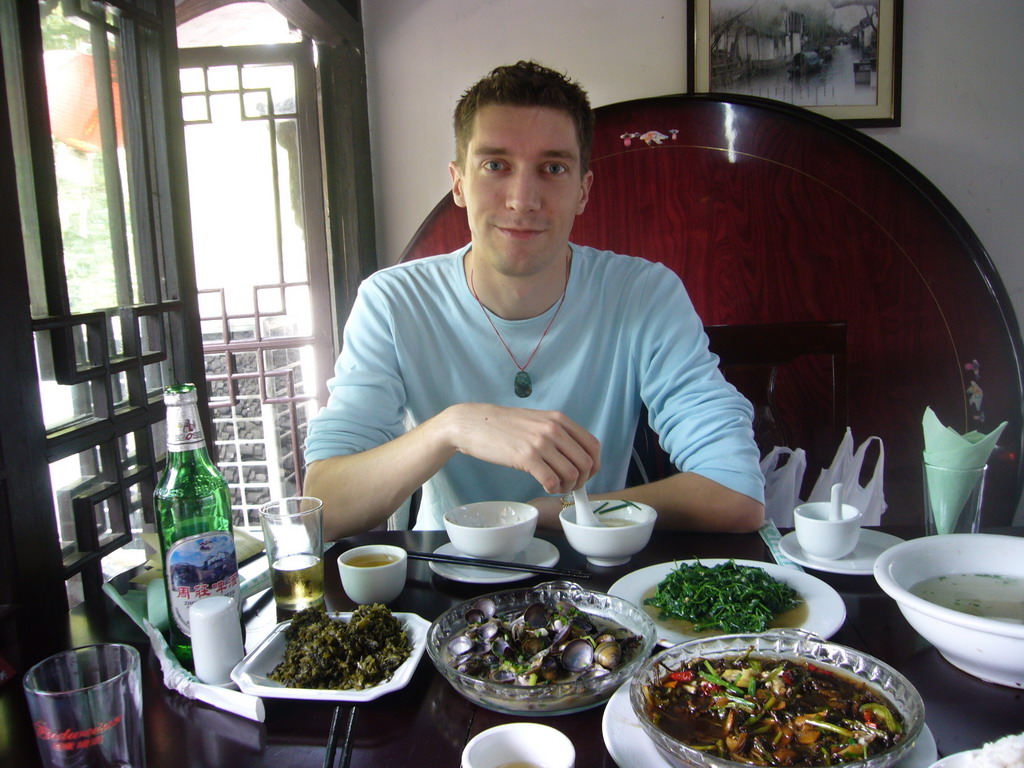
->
[453,60,594,173]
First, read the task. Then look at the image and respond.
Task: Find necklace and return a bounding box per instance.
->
[469,252,570,398]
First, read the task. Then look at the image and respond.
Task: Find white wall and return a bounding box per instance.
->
[361,0,1024,522]
[361,0,688,261]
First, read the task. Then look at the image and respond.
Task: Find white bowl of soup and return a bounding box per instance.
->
[873,533,1024,688]
[559,500,656,566]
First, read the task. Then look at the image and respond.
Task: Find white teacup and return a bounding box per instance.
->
[337,544,408,604]
[461,722,575,768]
[794,502,862,560]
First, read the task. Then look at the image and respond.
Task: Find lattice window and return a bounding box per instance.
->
[179,41,330,529]
[2,0,202,608]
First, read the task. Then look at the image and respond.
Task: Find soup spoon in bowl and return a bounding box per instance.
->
[572,486,601,527]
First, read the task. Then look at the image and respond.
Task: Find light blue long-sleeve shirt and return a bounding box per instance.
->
[305,244,764,529]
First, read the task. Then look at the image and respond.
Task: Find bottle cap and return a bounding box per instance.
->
[163,383,198,405]
[190,596,244,686]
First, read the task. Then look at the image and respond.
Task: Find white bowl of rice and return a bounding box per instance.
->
[443,501,538,559]
[928,732,1024,768]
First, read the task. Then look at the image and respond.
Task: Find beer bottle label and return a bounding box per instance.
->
[165,532,240,637]
[167,413,205,452]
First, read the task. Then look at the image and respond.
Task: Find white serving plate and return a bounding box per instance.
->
[608,558,847,646]
[231,611,429,701]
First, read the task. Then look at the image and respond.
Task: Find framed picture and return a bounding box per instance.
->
[687,0,903,127]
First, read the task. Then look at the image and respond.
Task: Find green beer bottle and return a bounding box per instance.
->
[154,383,240,665]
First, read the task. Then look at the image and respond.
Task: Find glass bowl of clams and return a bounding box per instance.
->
[426,581,657,715]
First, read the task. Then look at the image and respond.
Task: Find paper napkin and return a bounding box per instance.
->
[103,582,265,722]
[922,407,1006,468]
[144,620,265,722]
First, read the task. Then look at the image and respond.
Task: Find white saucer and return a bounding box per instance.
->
[780,528,905,575]
[428,539,559,584]
[601,681,938,768]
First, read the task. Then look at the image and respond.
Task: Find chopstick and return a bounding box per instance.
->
[339,706,358,768]
[323,705,359,768]
[406,550,590,579]
[323,706,342,768]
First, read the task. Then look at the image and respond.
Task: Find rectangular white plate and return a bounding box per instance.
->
[230,611,429,702]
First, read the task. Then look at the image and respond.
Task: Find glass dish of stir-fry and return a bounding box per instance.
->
[630,631,925,768]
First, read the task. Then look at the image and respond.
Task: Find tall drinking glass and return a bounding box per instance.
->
[923,462,986,535]
[259,496,326,617]
[23,643,145,768]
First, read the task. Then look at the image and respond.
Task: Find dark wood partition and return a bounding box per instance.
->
[401,94,1024,527]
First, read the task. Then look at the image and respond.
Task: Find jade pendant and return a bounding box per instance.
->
[514,370,532,398]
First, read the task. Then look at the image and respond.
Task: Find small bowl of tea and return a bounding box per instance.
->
[337,544,407,605]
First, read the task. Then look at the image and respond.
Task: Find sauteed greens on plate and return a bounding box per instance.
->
[644,560,801,634]
[641,652,907,765]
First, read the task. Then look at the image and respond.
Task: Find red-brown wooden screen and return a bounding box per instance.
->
[401,94,1023,527]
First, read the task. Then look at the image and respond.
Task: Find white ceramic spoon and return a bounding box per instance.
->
[829,482,843,521]
[572,486,602,527]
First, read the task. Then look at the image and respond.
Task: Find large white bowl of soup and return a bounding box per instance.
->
[873,533,1024,688]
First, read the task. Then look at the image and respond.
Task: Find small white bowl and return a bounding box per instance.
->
[443,501,538,559]
[461,722,575,768]
[337,544,408,604]
[794,501,862,560]
[559,500,656,566]
[873,533,1024,689]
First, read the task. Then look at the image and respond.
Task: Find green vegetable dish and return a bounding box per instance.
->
[644,560,801,634]
[641,653,907,765]
[269,604,411,690]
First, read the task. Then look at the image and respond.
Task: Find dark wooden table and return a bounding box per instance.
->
[3,526,1023,767]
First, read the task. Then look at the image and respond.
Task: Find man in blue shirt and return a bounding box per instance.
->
[305,61,764,539]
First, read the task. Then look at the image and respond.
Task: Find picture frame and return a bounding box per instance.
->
[687,0,903,127]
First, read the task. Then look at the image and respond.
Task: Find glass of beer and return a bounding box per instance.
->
[259,497,325,617]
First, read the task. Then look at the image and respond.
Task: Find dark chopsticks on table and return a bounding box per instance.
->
[323,704,359,768]
[406,550,590,579]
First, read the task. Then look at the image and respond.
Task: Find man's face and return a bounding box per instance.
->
[450,104,593,280]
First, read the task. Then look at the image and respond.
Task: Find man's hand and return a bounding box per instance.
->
[440,403,601,495]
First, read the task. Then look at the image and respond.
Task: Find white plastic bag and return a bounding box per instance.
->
[760,446,807,527]
[807,428,887,525]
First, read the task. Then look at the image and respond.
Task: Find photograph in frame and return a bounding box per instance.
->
[688,0,903,126]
